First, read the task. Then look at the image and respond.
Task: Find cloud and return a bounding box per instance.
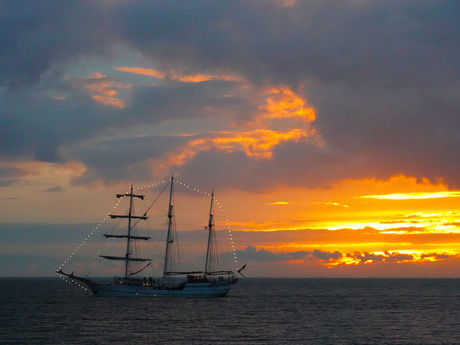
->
[310,249,342,262]
[267,201,293,205]
[420,253,450,260]
[347,251,409,264]
[114,67,167,80]
[0,164,25,187]
[235,246,342,264]
[68,134,189,184]
[127,79,256,125]
[43,186,64,193]
[0,254,60,276]
[115,66,242,83]
[234,245,457,268]
[0,161,86,188]
[0,223,97,245]
[84,73,131,108]
[2,222,459,276]
[237,245,290,262]
[0,1,116,88]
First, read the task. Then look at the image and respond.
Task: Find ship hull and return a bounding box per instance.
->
[86,281,232,297]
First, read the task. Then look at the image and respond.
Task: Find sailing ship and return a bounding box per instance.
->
[57,175,241,297]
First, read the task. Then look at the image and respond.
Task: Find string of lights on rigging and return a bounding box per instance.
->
[56,178,240,290]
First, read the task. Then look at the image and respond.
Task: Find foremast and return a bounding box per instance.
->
[102,185,150,278]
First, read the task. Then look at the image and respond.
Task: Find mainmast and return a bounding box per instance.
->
[204,190,215,275]
[163,175,175,277]
[102,185,150,278]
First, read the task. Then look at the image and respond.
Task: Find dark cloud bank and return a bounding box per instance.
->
[2,0,460,190]
[1,223,457,276]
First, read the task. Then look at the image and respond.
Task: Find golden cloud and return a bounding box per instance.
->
[358,191,460,200]
[261,87,316,122]
[114,66,242,83]
[85,73,131,108]
[160,87,318,168]
[114,67,166,79]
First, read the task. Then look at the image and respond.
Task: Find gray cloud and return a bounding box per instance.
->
[310,249,342,262]
[347,251,415,264]
[68,134,188,184]
[43,186,64,193]
[421,252,450,260]
[236,245,291,262]
[0,1,116,88]
[0,223,97,245]
[0,165,25,187]
[129,80,255,123]
[0,254,60,276]
[115,1,460,88]
[235,246,343,264]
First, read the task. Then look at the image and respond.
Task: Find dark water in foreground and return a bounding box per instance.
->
[1,278,460,344]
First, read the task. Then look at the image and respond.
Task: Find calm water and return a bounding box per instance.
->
[1,278,460,344]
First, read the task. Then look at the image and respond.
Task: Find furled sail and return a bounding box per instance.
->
[99,255,151,262]
[103,234,151,240]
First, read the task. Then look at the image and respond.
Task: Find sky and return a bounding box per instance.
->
[2,0,460,278]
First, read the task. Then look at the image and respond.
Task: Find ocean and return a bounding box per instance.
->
[1,278,459,344]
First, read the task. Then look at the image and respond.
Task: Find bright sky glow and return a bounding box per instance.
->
[2,2,460,277]
[358,191,460,200]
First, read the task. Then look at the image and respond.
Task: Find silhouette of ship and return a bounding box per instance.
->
[57,175,242,297]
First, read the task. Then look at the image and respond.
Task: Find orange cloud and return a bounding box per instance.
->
[312,201,349,207]
[114,66,242,83]
[210,128,309,158]
[171,73,242,83]
[85,73,131,108]
[0,160,86,180]
[164,127,310,166]
[158,87,318,169]
[262,87,316,122]
[114,67,166,79]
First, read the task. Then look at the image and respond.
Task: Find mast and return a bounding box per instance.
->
[163,175,175,277]
[104,185,149,278]
[125,185,135,277]
[204,190,215,275]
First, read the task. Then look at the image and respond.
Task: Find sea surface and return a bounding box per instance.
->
[1,278,460,344]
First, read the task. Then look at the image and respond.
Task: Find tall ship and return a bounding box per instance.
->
[57,175,241,297]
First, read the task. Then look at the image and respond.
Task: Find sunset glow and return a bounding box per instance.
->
[2,1,460,278]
